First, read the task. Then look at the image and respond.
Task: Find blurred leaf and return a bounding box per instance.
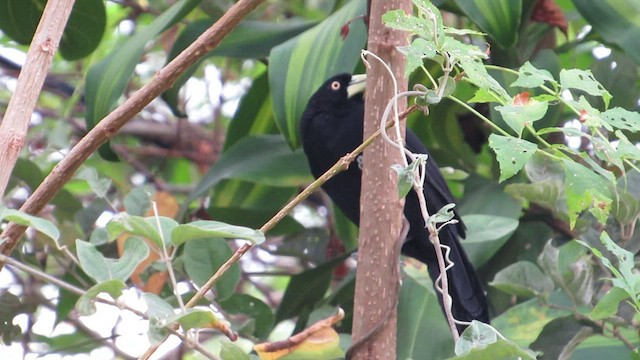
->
[183,237,240,300]
[589,287,629,321]
[220,294,274,339]
[172,220,264,246]
[143,293,175,319]
[76,167,111,198]
[123,186,154,216]
[491,261,554,297]
[573,0,640,65]
[76,280,126,316]
[0,0,106,60]
[85,0,200,159]
[221,342,251,360]
[1,207,59,242]
[488,134,538,181]
[453,0,522,48]
[189,135,312,203]
[162,19,315,113]
[76,237,149,283]
[530,316,596,360]
[224,70,280,150]
[269,0,367,148]
[492,298,572,347]
[538,240,593,306]
[398,266,454,360]
[34,332,99,354]
[276,255,348,323]
[461,214,519,267]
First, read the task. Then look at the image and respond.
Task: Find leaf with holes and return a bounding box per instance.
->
[512,61,556,88]
[488,134,538,182]
[496,100,549,136]
[601,107,640,132]
[560,69,612,108]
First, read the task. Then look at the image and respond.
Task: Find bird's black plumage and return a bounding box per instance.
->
[300,73,489,329]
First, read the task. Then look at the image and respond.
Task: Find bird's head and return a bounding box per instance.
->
[305,73,367,109]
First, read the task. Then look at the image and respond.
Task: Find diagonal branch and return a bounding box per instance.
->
[0,0,268,264]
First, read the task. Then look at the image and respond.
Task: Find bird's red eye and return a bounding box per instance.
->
[330,81,340,90]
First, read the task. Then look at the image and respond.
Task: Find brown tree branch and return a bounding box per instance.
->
[0,0,267,262]
[350,0,410,358]
[0,0,76,197]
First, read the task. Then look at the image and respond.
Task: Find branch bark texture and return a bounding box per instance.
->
[350,0,411,358]
[0,0,266,262]
[0,0,76,198]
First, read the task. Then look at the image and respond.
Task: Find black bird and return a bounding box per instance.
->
[300,73,489,329]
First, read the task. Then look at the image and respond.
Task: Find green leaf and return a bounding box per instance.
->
[76,167,112,198]
[451,321,536,360]
[559,69,612,108]
[162,19,315,113]
[398,267,453,360]
[172,220,264,246]
[383,2,444,43]
[397,37,438,76]
[458,57,510,102]
[183,237,240,301]
[511,62,556,88]
[75,237,149,283]
[123,186,153,216]
[0,208,59,242]
[492,298,572,348]
[491,261,554,297]
[84,0,200,159]
[143,293,175,319]
[164,308,222,331]
[0,0,106,60]
[189,135,312,203]
[495,100,549,136]
[453,0,522,48]
[460,214,519,267]
[269,0,367,148]
[455,321,497,355]
[76,280,126,316]
[220,294,274,339]
[562,159,612,228]
[220,342,251,360]
[106,214,167,248]
[505,181,563,212]
[224,70,279,150]
[601,107,640,132]
[589,287,629,320]
[573,0,640,65]
[538,240,593,306]
[488,134,538,182]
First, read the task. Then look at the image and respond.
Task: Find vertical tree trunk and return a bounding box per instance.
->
[350,0,411,358]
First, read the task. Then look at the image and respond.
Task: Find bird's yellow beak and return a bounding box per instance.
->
[347,74,367,98]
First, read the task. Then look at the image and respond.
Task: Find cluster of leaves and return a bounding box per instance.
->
[1,0,640,359]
